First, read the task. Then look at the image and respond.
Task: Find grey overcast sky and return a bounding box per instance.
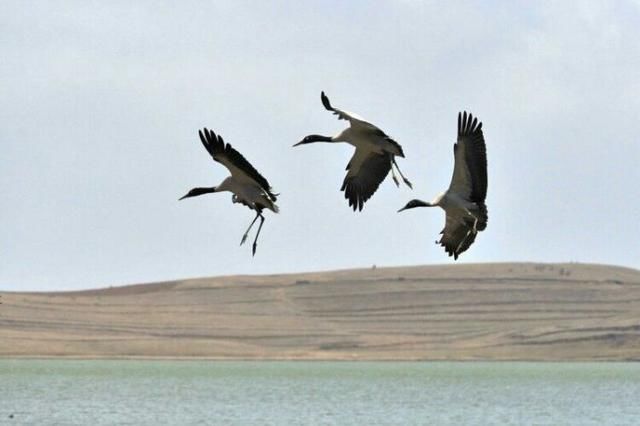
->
[2,1,639,291]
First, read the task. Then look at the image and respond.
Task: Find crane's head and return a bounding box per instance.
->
[398,199,433,212]
[293,134,333,147]
[179,187,217,200]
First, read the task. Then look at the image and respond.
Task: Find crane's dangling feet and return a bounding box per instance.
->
[251,215,265,257]
[391,167,400,187]
[241,212,261,246]
[392,157,412,189]
[402,176,413,189]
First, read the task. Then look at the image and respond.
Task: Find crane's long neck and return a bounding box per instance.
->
[309,134,333,142]
[294,134,334,146]
[398,199,436,212]
[179,186,217,200]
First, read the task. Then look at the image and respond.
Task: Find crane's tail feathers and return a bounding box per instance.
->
[266,200,279,213]
[476,203,488,231]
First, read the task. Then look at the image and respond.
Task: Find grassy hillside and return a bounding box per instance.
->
[1,263,640,360]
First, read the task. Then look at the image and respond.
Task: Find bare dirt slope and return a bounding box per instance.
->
[2,263,640,360]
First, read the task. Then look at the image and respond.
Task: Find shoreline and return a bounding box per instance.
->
[2,356,640,362]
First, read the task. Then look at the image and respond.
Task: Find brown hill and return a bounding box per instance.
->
[1,263,640,360]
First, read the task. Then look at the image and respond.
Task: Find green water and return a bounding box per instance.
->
[1,361,639,425]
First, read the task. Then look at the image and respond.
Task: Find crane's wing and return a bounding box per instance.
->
[438,212,478,260]
[198,128,277,201]
[448,112,487,203]
[321,91,368,123]
[320,91,401,148]
[341,148,391,211]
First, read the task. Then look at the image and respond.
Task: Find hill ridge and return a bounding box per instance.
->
[1,262,639,360]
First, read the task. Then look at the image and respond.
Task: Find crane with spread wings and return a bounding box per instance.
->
[180,128,279,256]
[295,91,412,211]
[399,112,488,259]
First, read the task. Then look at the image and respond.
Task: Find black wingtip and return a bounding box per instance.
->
[200,128,214,143]
[321,91,332,111]
[457,111,484,136]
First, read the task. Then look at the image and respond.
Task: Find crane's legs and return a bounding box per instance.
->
[463,208,479,232]
[252,214,266,256]
[456,226,476,253]
[390,167,400,187]
[391,157,412,189]
[240,212,261,246]
[454,212,479,253]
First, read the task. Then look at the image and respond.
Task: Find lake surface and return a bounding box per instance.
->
[1,360,639,425]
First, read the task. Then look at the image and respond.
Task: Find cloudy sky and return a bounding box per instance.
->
[2,1,639,291]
